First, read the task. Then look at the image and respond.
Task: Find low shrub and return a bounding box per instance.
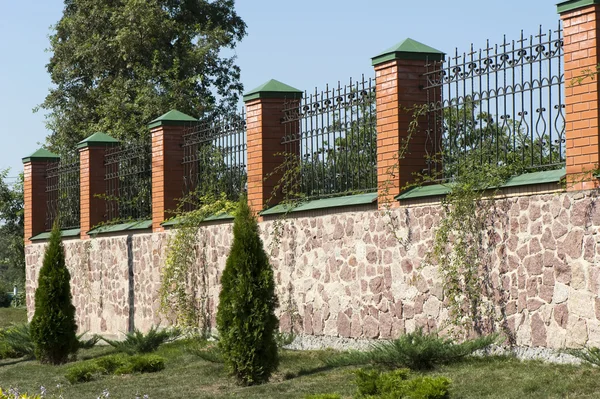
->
[0,323,35,359]
[102,326,181,355]
[65,354,166,384]
[116,354,165,374]
[94,354,127,373]
[354,368,450,399]
[304,395,342,399]
[64,362,104,384]
[327,329,496,370]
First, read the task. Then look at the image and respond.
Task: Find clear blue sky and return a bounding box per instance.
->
[0,0,562,179]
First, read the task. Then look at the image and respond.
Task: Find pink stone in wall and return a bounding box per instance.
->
[554,303,569,328]
[337,311,351,337]
[531,313,547,347]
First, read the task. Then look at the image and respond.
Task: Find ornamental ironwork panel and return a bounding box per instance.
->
[423,23,565,180]
[104,141,152,222]
[182,110,247,211]
[281,75,377,200]
[46,153,80,230]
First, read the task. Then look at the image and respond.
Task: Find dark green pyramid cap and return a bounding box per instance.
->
[77,132,119,149]
[372,38,445,65]
[148,109,197,129]
[243,79,303,102]
[22,148,60,164]
[557,0,600,13]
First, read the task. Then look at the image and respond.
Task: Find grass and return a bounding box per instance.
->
[0,307,27,329]
[3,309,600,398]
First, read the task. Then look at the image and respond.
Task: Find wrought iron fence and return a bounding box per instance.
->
[46,153,80,230]
[104,141,152,222]
[182,111,247,211]
[423,23,565,180]
[281,75,377,200]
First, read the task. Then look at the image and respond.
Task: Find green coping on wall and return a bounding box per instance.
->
[243,79,303,102]
[147,109,197,129]
[371,38,445,66]
[557,0,600,14]
[76,132,120,149]
[22,148,60,164]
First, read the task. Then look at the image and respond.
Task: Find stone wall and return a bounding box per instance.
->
[25,188,600,348]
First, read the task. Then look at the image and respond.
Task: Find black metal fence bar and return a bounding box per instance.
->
[182,110,247,211]
[281,75,377,200]
[423,23,565,179]
[46,154,80,230]
[104,141,152,222]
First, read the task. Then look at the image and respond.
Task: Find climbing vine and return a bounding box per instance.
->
[159,192,237,334]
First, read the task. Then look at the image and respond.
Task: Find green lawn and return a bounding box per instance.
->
[2,307,600,398]
[0,306,27,329]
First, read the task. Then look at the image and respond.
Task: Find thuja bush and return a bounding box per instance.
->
[216,196,279,385]
[30,222,78,364]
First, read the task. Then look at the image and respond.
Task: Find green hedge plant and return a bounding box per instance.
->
[30,222,78,364]
[216,196,279,385]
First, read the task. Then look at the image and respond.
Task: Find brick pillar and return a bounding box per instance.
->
[372,39,444,207]
[149,109,197,232]
[22,149,60,244]
[77,132,119,239]
[243,79,302,215]
[558,1,600,190]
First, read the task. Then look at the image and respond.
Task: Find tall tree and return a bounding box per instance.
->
[216,196,279,385]
[38,0,247,152]
[0,170,24,291]
[30,222,78,364]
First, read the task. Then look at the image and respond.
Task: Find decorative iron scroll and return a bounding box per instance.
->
[423,23,565,179]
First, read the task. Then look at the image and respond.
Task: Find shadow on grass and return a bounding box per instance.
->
[0,356,30,367]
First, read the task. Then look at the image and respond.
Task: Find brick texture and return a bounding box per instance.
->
[246,98,298,215]
[79,147,110,239]
[151,125,185,232]
[561,5,600,190]
[23,162,51,244]
[375,59,431,207]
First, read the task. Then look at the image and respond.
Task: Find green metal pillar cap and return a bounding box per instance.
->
[557,0,600,14]
[243,79,303,102]
[147,109,197,129]
[372,38,445,66]
[77,132,119,149]
[22,148,60,164]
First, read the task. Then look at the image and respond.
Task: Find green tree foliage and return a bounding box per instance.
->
[30,223,78,364]
[0,170,25,292]
[439,97,563,179]
[216,196,279,385]
[39,0,247,152]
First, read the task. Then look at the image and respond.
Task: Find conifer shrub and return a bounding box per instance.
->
[30,222,78,364]
[216,196,279,385]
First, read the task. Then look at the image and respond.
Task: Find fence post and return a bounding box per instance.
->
[22,149,60,244]
[558,1,600,190]
[149,109,197,232]
[77,133,119,239]
[372,39,444,207]
[243,79,302,215]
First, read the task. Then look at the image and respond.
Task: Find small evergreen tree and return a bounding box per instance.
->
[216,196,279,385]
[30,222,78,364]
